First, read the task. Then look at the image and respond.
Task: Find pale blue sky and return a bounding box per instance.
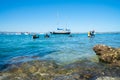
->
[0,0,120,32]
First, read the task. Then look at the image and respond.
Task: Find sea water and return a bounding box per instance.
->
[0,33,120,68]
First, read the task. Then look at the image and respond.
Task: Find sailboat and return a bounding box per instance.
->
[50,12,71,34]
[50,28,71,34]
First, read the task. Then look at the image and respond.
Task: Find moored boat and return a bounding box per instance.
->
[50,28,71,34]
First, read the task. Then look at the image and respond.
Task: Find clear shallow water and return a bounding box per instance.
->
[0,33,120,66]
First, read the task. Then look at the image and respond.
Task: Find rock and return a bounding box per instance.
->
[0,59,120,80]
[83,74,92,79]
[93,44,120,66]
[96,76,120,80]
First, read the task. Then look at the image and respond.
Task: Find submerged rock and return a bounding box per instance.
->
[93,44,120,66]
[0,57,120,80]
[96,77,120,80]
[0,51,120,80]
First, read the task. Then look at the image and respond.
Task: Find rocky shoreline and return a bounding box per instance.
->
[0,44,120,80]
[93,44,120,67]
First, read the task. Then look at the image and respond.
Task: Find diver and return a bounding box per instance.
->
[32,34,39,39]
[91,30,95,37]
[88,30,95,38]
[88,31,91,37]
[44,33,50,38]
[68,34,73,37]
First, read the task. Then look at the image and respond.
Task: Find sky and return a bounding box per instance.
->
[0,0,120,32]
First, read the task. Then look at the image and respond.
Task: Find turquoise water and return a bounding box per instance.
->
[0,33,120,67]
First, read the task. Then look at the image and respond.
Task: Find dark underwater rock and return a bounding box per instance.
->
[93,44,120,66]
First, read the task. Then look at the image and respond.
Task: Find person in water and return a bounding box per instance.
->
[33,34,39,39]
[68,34,73,37]
[91,30,95,37]
[44,34,50,38]
[88,30,95,38]
[88,31,91,37]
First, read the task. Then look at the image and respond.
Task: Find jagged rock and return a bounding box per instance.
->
[93,44,120,66]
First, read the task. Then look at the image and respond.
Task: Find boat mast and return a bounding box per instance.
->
[57,11,60,29]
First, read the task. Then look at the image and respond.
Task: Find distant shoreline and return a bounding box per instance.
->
[0,31,120,34]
